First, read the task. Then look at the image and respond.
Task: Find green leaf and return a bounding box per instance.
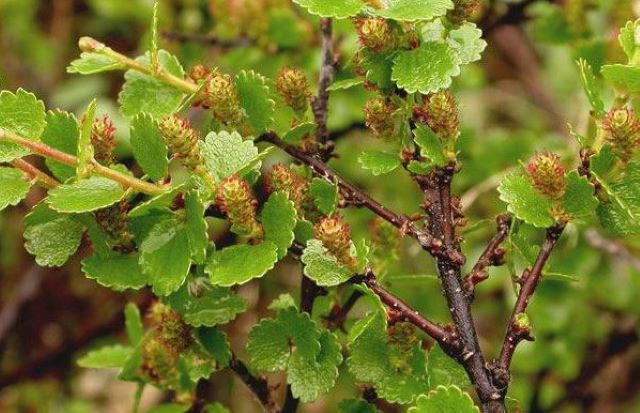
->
[201,131,260,181]
[414,125,446,167]
[409,386,480,413]
[0,89,46,162]
[268,293,298,311]
[197,328,232,368]
[146,404,190,413]
[130,113,169,181]
[618,19,640,62]
[128,184,185,218]
[426,345,470,389]
[261,192,297,259]
[601,64,640,93]
[591,146,615,176]
[338,399,380,413]
[124,303,144,345]
[0,167,31,211]
[185,190,209,264]
[287,330,343,402]
[561,171,597,221]
[392,42,460,94]
[301,239,353,287]
[358,150,401,176]
[47,176,126,213]
[327,78,364,91]
[375,0,452,21]
[448,23,487,65]
[577,59,605,117]
[81,252,147,291]
[202,403,230,413]
[310,178,339,215]
[140,218,192,296]
[119,50,185,118]
[498,173,554,228]
[78,345,133,369]
[283,122,316,144]
[77,99,97,178]
[206,242,278,287]
[348,310,430,403]
[24,203,84,267]
[67,52,124,75]
[165,283,246,327]
[236,70,275,135]
[292,0,364,18]
[594,162,640,235]
[41,110,79,181]
[360,51,395,90]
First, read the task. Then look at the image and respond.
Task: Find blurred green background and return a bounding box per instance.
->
[0,0,639,412]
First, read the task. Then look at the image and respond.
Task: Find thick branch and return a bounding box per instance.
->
[463,214,511,298]
[259,132,463,264]
[495,224,566,383]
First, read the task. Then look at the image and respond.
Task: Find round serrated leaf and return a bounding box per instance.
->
[82,252,147,291]
[67,52,124,75]
[358,150,401,176]
[261,192,297,259]
[0,167,31,211]
[0,89,47,162]
[375,0,453,21]
[392,42,460,94]
[46,176,126,213]
[206,242,279,287]
[601,64,640,93]
[301,240,353,287]
[409,385,480,413]
[165,283,246,327]
[201,131,260,181]
[498,173,554,228]
[236,70,275,135]
[130,113,168,182]
[292,0,364,18]
[41,110,79,181]
[561,171,597,221]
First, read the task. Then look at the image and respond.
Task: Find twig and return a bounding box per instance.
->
[495,223,566,385]
[10,159,60,189]
[463,214,511,298]
[326,290,364,331]
[229,355,280,413]
[258,132,463,264]
[311,18,336,160]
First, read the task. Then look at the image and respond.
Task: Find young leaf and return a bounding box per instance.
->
[327,78,364,91]
[408,386,480,413]
[561,171,597,221]
[165,283,246,327]
[414,125,446,167]
[236,70,275,135]
[577,59,605,117]
[119,50,185,118]
[0,89,46,162]
[498,173,554,228]
[447,23,487,65]
[146,404,190,413]
[374,0,453,21]
[201,131,260,181]
[197,328,232,368]
[124,303,144,345]
[426,345,470,389]
[185,190,209,264]
[594,163,640,235]
[283,122,316,144]
[130,113,169,182]
[41,110,79,181]
[261,192,297,259]
[139,218,192,296]
[358,150,401,176]
[601,64,640,93]
[338,399,380,413]
[47,176,126,213]
[77,99,97,178]
[618,19,640,62]
[24,203,84,267]
[392,42,460,94]
[292,0,364,19]
[206,242,279,287]
[301,239,353,287]
[67,52,124,75]
[310,178,339,215]
[78,345,133,369]
[0,167,31,211]
[81,252,148,291]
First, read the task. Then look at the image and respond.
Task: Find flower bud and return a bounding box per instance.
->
[276,67,311,113]
[159,115,204,171]
[364,97,397,139]
[94,200,135,252]
[314,215,357,269]
[353,18,395,53]
[203,71,243,125]
[190,64,212,82]
[414,91,459,141]
[149,302,193,352]
[526,152,566,200]
[447,0,480,25]
[141,336,178,385]
[602,108,640,163]
[216,175,263,238]
[265,164,309,211]
[91,116,117,165]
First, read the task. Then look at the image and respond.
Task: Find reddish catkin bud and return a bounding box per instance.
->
[189,64,212,82]
[602,108,640,163]
[314,215,357,269]
[94,200,135,252]
[414,91,460,141]
[447,0,480,25]
[364,97,397,139]
[276,67,312,113]
[91,116,117,165]
[526,152,567,200]
[149,302,193,352]
[204,71,243,125]
[265,164,309,211]
[353,17,395,53]
[141,336,178,385]
[159,115,204,171]
[216,175,263,238]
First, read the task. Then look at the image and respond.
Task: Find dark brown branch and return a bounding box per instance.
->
[229,355,280,413]
[311,18,336,160]
[463,214,512,299]
[326,289,364,331]
[258,132,463,264]
[494,223,566,386]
